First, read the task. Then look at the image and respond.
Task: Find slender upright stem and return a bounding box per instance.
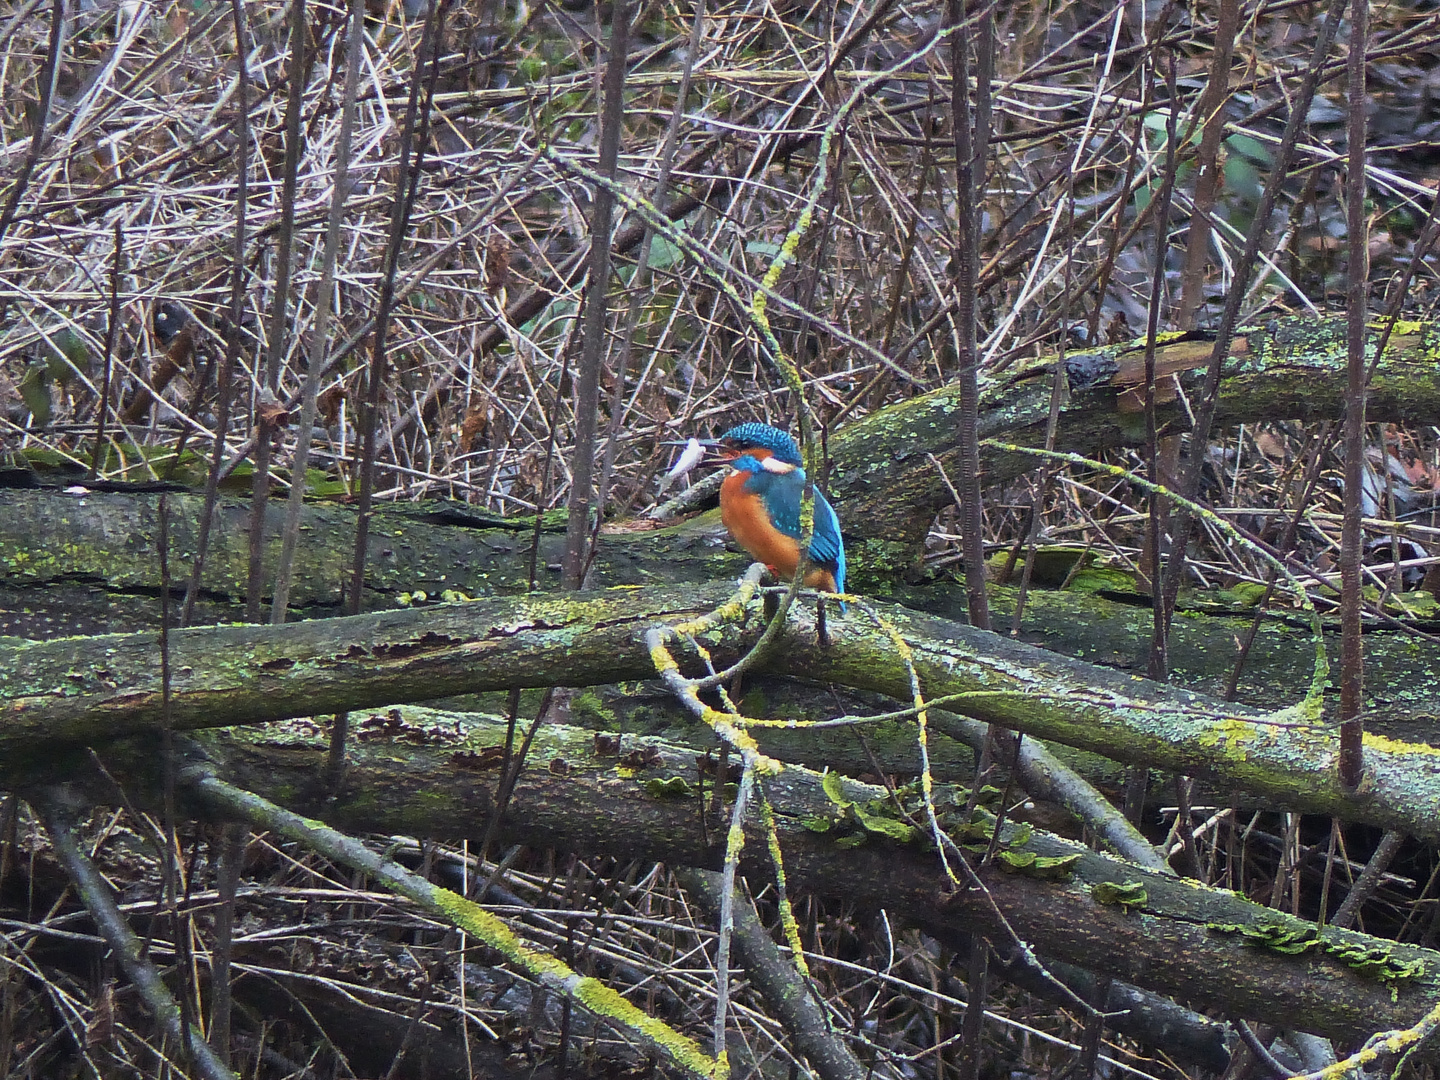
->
[564,1,631,589]
[89,220,123,481]
[1142,53,1179,682]
[1339,0,1369,789]
[247,0,309,622]
[184,0,251,627]
[271,0,366,624]
[949,0,990,634]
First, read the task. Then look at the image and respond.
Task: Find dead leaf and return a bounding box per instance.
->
[86,981,115,1047]
[460,398,488,450]
[317,383,346,425]
[485,234,511,296]
[257,396,290,430]
[1253,429,1288,461]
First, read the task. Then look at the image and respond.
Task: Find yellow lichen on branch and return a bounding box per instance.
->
[191,775,729,1080]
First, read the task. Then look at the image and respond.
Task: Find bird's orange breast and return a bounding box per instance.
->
[719,472,838,591]
[721,472,801,573]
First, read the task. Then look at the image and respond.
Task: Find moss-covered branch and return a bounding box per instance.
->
[185,770,726,1080]
[1,487,1435,725]
[6,583,1440,841]
[825,314,1440,547]
[45,711,1440,1046]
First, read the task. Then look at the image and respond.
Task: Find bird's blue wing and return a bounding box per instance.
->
[744,466,802,538]
[745,467,845,591]
[809,490,846,594]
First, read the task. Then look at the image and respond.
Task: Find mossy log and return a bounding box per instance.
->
[8,316,1440,587]
[6,582,1440,842]
[39,709,1439,1046]
[0,486,1434,725]
[826,314,1440,549]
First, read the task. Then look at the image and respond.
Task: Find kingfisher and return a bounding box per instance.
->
[712,422,846,606]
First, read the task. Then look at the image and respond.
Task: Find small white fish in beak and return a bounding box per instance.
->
[662,437,706,484]
[656,437,708,495]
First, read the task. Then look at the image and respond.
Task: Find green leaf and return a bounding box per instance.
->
[851,805,917,842]
[18,361,52,427]
[821,771,851,809]
[1225,131,1270,166]
[46,327,89,382]
[643,777,693,799]
[645,236,682,271]
[1091,880,1148,909]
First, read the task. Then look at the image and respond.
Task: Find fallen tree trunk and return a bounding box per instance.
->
[0,487,1434,722]
[826,315,1440,548]
[9,317,1438,573]
[38,710,1437,1046]
[6,582,1440,841]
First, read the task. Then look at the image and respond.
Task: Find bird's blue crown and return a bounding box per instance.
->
[718,422,803,466]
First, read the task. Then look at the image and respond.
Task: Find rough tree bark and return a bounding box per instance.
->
[33,709,1440,1047]
[5,584,1440,843]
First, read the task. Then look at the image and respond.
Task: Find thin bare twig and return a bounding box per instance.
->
[564,0,630,588]
[1337,0,1370,790]
[33,793,237,1080]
